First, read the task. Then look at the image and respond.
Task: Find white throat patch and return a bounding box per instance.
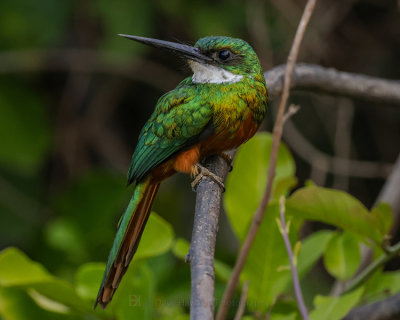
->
[189,61,243,84]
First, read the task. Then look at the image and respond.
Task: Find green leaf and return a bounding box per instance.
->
[286,186,391,244]
[309,287,364,320]
[0,83,51,173]
[134,212,174,260]
[0,248,89,313]
[297,230,333,278]
[74,263,105,301]
[323,232,361,281]
[363,270,400,303]
[270,313,297,320]
[224,132,296,241]
[0,247,51,286]
[243,202,301,311]
[371,202,393,238]
[0,287,74,320]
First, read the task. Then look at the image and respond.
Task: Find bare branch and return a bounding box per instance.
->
[190,155,232,320]
[216,1,318,318]
[264,63,400,104]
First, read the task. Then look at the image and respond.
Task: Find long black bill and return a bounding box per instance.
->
[118,34,212,63]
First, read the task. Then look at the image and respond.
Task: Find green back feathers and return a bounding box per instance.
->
[127,81,213,184]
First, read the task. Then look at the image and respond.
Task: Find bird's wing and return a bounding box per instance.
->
[127,85,213,184]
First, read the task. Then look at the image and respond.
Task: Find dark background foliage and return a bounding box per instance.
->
[0,0,399,319]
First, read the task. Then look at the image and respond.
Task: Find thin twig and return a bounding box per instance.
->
[216,1,318,319]
[278,197,309,320]
[233,280,249,320]
[282,104,301,124]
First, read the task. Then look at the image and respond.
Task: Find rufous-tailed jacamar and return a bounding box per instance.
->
[95,35,268,308]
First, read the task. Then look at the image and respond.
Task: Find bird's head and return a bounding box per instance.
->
[119,34,263,84]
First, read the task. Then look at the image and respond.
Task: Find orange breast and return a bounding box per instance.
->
[199,111,258,157]
[150,112,258,179]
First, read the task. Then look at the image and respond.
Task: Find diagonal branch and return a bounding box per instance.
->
[216,0,318,318]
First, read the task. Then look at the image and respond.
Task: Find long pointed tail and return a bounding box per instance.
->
[95,177,160,309]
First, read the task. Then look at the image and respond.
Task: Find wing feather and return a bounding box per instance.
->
[127,84,213,184]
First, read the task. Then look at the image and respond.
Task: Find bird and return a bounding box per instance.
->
[95,34,268,309]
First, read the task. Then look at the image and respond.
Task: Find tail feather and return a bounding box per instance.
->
[95,177,160,309]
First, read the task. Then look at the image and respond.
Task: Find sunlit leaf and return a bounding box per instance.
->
[74,262,105,301]
[287,186,391,244]
[0,247,51,286]
[323,231,361,281]
[0,287,74,320]
[297,230,333,278]
[224,132,296,241]
[363,270,400,303]
[309,287,364,320]
[0,248,89,313]
[371,202,393,238]
[270,313,297,320]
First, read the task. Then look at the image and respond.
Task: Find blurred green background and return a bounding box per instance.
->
[0,0,400,319]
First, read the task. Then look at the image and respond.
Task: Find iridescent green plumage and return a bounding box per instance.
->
[96,35,268,308]
[127,36,267,184]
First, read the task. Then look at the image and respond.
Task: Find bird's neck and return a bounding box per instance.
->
[188,61,243,84]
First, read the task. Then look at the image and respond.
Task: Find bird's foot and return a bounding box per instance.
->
[219,152,233,172]
[191,164,225,192]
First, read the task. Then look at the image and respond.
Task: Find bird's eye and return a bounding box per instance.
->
[218,50,231,61]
